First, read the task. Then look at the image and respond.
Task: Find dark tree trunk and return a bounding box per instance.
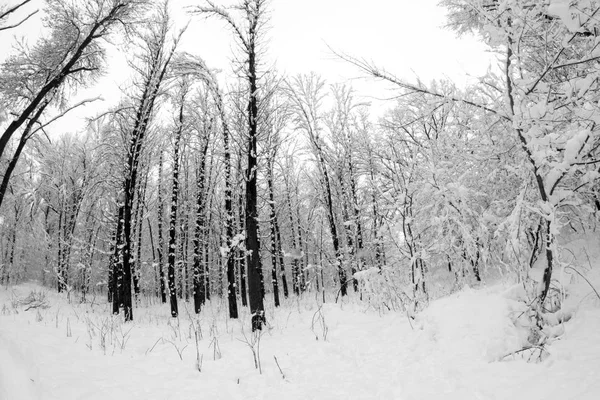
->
[107,221,115,302]
[237,156,248,307]
[246,28,265,331]
[157,151,167,303]
[338,170,357,292]
[57,207,65,292]
[286,188,300,295]
[204,182,212,302]
[295,186,307,292]
[132,166,149,302]
[372,188,383,268]
[2,205,19,285]
[146,217,158,298]
[0,101,48,209]
[193,137,209,314]
[112,205,125,315]
[267,161,280,306]
[222,98,239,319]
[315,147,345,297]
[347,157,364,291]
[274,212,289,298]
[167,100,185,318]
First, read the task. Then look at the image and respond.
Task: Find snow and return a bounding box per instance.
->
[0,328,40,400]
[547,0,582,33]
[2,240,600,399]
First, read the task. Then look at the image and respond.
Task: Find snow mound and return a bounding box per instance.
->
[417,286,526,362]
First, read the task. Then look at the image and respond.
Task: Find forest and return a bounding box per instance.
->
[1,0,600,398]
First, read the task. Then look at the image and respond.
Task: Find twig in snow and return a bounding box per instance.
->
[238,327,263,374]
[145,337,164,355]
[165,339,188,361]
[195,331,202,373]
[566,266,600,301]
[500,344,549,363]
[273,356,285,380]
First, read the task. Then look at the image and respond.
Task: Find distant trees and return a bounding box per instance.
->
[287,74,349,298]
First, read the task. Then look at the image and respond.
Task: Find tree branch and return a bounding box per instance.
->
[0,0,30,21]
[31,97,102,136]
[189,1,248,49]
[0,9,37,31]
[333,49,506,119]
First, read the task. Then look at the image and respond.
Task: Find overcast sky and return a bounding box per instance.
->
[2,0,495,135]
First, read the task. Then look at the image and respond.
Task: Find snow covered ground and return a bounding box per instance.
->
[1,238,600,399]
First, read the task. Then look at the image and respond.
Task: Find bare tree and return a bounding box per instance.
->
[287,74,347,298]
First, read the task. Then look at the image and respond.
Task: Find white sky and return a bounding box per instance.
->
[1,0,495,135]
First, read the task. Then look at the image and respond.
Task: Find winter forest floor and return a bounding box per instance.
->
[1,237,600,400]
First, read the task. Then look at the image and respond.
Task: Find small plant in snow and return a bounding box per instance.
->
[21,290,49,311]
[209,335,221,361]
[311,303,328,341]
[239,327,263,374]
[167,316,182,340]
[66,317,72,337]
[194,331,203,372]
[165,339,188,361]
[10,291,20,313]
[115,324,134,353]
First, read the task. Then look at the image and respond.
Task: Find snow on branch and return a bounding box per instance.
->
[332,48,504,119]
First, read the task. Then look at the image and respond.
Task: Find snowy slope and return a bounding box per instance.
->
[1,250,599,400]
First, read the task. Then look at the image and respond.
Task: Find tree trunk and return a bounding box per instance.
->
[112,205,125,315]
[246,33,265,331]
[223,97,239,319]
[286,188,300,295]
[267,161,280,306]
[237,154,248,307]
[0,101,48,209]
[193,137,209,314]
[505,42,554,305]
[348,157,364,290]
[338,170,357,292]
[157,151,167,303]
[274,211,289,298]
[295,186,307,292]
[167,102,184,318]
[132,166,148,302]
[317,150,345,297]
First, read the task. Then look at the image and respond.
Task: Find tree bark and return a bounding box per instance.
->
[167,99,185,318]
[193,136,209,314]
[157,151,167,303]
[267,160,280,306]
[246,24,266,331]
[223,95,239,319]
